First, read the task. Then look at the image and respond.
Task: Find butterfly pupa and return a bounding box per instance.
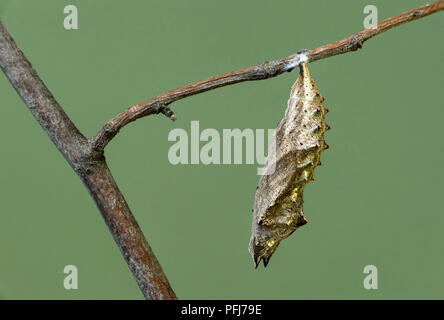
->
[249,62,330,268]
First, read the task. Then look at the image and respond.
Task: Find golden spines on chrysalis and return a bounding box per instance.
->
[289,62,329,209]
[289,65,328,148]
[249,61,330,268]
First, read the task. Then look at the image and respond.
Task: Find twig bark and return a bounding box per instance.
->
[0,1,442,299]
[92,0,444,152]
[0,21,176,300]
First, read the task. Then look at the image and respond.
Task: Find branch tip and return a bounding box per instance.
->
[155,103,177,121]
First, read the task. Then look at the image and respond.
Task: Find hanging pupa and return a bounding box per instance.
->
[249,62,330,268]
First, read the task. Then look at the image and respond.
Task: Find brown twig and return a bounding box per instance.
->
[91,1,444,152]
[0,21,176,300]
[0,1,442,300]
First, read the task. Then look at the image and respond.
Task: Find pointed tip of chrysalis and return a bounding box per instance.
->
[297,215,309,227]
[253,253,261,269]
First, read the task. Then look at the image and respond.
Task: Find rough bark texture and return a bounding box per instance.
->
[308,1,444,63]
[0,21,176,300]
[81,160,176,299]
[0,1,442,299]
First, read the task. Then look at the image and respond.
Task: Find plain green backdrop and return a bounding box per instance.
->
[0,0,443,299]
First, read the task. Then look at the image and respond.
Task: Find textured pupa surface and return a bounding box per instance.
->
[249,62,330,268]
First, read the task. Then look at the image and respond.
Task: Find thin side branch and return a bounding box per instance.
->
[91,0,444,151]
[307,1,443,63]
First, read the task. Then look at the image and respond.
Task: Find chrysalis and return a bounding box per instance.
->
[249,62,330,268]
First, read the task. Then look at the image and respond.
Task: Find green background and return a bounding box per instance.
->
[0,0,443,299]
